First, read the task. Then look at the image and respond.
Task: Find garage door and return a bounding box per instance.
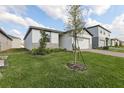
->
[77,38,90,49]
[100,40,105,47]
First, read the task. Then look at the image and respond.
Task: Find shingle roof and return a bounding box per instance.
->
[24,26,62,40]
[0,28,12,40]
[61,28,93,36]
[8,35,21,40]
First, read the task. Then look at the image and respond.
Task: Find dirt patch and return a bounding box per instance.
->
[67,63,87,71]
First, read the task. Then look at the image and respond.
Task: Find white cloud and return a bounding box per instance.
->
[8,29,24,40]
[111,14,124,33]
[89,5,111,16]
[0,5,27,16]
[0,11,44,28]
[37,5,67,22]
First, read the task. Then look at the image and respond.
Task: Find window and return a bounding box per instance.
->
[100,30,102,34]
[104,32,105,35]
[46,32,51,42]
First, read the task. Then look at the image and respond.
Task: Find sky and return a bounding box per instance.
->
[0,5,124,41]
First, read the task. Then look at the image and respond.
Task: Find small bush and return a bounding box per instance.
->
[102,46,109,50]
[31,48,66,55]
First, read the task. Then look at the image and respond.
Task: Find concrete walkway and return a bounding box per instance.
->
[82,49,124,58]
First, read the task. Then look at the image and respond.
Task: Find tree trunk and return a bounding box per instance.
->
[74,32,77,64]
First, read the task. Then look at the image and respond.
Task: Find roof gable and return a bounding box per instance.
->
[62,28,93,36]
[24,26,62,40]
[87,25,111,33]
[0,28,12,40]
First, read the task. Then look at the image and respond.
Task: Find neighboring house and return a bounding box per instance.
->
[111,38,120,46]
[121,41,124,46]
[0,28,12,51]
[8,35,22,48]
[24,26,60,50]
[59,28,93,51]
[87,25,111,48]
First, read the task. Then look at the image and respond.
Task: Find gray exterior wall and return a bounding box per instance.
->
[92,37,99,48]
[87,27,98,37]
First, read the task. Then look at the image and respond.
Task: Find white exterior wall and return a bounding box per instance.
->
[32,29,41,44]
[24,31,32,50]
[12,39,22,48]
[60,30,92,50]
[78,30,92,49]
[51,32,59,44]
[60,33,72,51]
[111,39,120,46]
[98,27,111,47]
[24,29,59,50]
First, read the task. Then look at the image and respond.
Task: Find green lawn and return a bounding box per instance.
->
[109,47,124,53]
[0,49,124,88]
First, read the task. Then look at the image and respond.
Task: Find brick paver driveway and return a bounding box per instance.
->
[82,49,124,58]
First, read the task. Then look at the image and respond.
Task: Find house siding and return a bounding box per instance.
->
[12,38,22,48]
[24,29,59,50]
[24,31,32,50]
[0,33,12,51]
[92,37,99,48]
[87,25,111,48]
[98,27,111,47]
[59,33,72,51]
[60,29,92,50]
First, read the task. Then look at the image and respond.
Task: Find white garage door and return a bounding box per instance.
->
[100,40,105,47]
[78,38,90,49]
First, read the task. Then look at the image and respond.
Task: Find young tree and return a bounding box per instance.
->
[66,5,86,64]
[39,31,48,49]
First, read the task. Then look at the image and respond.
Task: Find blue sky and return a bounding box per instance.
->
[0,5,124,40]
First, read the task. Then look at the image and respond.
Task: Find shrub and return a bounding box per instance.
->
[115,42,118,47]
[31,48,39,55]
[102,46,109,50]
[31,48,48,55]
[31,48,66,55]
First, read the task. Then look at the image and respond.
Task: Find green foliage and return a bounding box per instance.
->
[39,31,48,49]
[102,46,109,50]
[115,42,118,47]
[31,48,66,55]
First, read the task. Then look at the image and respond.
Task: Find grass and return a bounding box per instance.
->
[0,48,124,88]
[109,47,124,53]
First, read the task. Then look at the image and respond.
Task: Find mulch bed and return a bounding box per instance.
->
[67,63,87,71]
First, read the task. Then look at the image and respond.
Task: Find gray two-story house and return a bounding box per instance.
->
[87,25,111,48]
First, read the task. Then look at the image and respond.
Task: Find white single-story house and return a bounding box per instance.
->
[24,26,93,50]
[0,28,12,51]
[59,28,93,51]
[8,35,23,48]
[111,38,120,46]
[24,26,60,50]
